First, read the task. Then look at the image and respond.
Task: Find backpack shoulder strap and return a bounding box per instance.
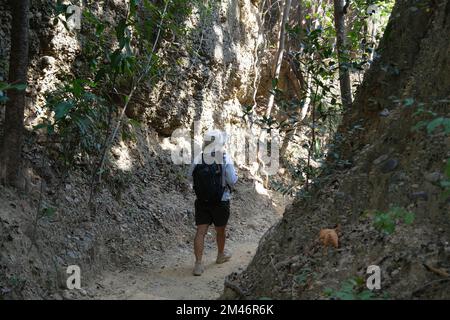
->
[220,160,225,188]
[192,153,204,176]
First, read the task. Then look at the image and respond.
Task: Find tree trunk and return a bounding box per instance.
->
[265,0,292,118]
[279,0,308,159]
[250,0,267,122]
[333,0,352,109]
[227,0,450,300]
[1,0,30,186]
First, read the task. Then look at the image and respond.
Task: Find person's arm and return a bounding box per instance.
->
[224,154,238,186]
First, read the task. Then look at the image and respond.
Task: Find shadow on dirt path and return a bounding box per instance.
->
[88,183,288,300]
[92,241,260,300]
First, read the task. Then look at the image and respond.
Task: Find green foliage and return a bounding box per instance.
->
[41,206,56,219]
[0,81,27,103]
[411,99,450,135]
[440,159,450,199]
[273,160,306,196]
[36,78,109,168]
[347,0,395,62]
[445,159,450,179]
[7,275,26,292]
[372,207,415,235]
[258,115,278,130]
[271,0,395,195]
[272,20,345,194]
[51,0,75,31]
[39,0,200,173]
[294,268,314,286]
[426,117,450,135]
[241,105,254,122]
[324,278,374,300]
[410,99,450,199]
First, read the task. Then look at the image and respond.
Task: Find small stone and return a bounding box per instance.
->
[424,172,442,183]
[247,223,258,230]
[40,55,56,68]
[62,290,73,300]
[408,191,428,201]
[381,159,399,173]
[411,184,419,188]
[1,287,12,295]
[50,293,63,300]
[373,154,389,165]
[391,269,400,276]
[379,108,390,117]
[335,192,346,199]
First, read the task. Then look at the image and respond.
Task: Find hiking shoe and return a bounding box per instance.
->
[216,250,232,264]
[193,262,204,276]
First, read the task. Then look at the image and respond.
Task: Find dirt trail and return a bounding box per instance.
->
[87,183,287,300]
[91,241,260,300]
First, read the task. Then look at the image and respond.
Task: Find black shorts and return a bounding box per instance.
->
[194,200,230,227]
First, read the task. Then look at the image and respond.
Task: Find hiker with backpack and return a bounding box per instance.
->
[188,130,238,276]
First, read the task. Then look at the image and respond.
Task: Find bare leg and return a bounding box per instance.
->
[215,226,226,255]
[194,224,209,263]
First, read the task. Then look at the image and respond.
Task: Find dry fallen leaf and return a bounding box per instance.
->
[319,224,340,249]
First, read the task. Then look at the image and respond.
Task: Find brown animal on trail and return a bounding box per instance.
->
[319,224,341,254]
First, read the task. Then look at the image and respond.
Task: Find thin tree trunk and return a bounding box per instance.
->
[250,0,267,127]
[367,4,379,62]
[87,0,170,211]
[279,0,309,159]
[265,0,292,118]
[1,0,30,186]
[313,0,323,29]
[279,60,305,159]
[305,83,319,190]
[333,0,352,109]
